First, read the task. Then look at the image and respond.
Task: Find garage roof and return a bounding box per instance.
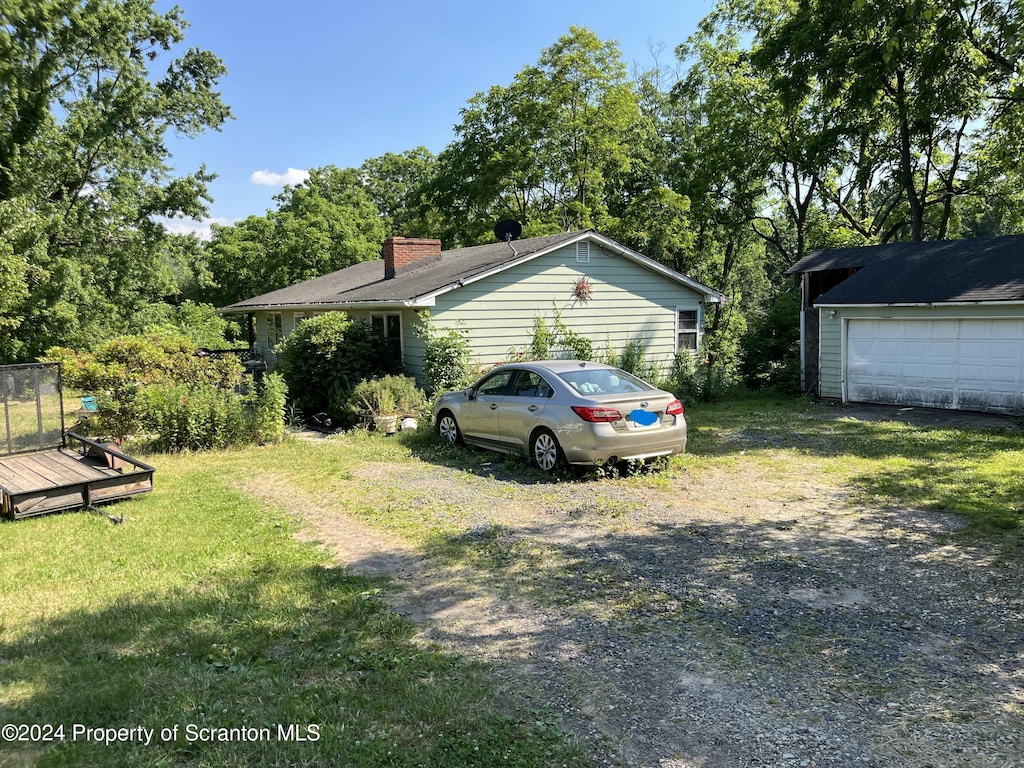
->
[785,235,1024,305]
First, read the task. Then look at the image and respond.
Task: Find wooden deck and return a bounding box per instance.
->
[0,434,154,520]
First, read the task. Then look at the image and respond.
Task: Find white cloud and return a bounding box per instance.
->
[160,216,233,241]
[250,167,310,187]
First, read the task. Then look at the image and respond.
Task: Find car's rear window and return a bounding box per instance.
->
[557,368,652,395]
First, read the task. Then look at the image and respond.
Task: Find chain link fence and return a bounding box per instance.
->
[1,363,65,456]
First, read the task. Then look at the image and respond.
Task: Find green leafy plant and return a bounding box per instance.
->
[142,381,248,451]
[531,316,554,359]
[348,375,424,418]
[248,373,288,445]
[416,312,473,394]
[274,313,402,425]
[553,311,593,360]
[45,333,285,449]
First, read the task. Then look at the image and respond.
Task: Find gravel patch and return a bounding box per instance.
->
[286,450,1023,768]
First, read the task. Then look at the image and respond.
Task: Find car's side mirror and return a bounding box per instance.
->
[463,387,476,400]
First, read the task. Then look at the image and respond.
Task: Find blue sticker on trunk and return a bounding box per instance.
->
[630,409,658,426]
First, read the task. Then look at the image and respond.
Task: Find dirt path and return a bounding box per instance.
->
[272,451,1024,768]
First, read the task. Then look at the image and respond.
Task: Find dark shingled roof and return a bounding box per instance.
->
[222,230,724,311]
[785,235,1024,305]
[222,231,587,311]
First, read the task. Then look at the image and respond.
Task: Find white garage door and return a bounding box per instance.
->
[846,318,1024,414]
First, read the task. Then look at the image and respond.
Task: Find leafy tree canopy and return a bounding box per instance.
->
[201,166,386,308]
[429,26,647,246]
[0,0,231,362]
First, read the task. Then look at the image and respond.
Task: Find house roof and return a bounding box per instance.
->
[221,230,724,312]
[785,235,1024,305]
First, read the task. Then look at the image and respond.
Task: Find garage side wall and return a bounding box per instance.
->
[429,244,706,377]
[818,310,843,398]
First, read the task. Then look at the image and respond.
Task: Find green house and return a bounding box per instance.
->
[222,230,724,381]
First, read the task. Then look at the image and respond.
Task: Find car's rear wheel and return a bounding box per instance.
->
[436,411,463,445]
[530,428,563,472]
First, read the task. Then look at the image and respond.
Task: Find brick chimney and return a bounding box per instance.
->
[382,237,442,279]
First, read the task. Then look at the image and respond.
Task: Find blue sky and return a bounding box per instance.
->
[158,0,713,238]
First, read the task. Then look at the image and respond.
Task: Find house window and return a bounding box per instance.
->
[371,313,402,359]
[677,309,699,352]
[265,313,283,349]
[576,242,590,264]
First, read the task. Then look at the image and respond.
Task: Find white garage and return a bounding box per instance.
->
[786,234,1024,416]
[845,318,1024,414]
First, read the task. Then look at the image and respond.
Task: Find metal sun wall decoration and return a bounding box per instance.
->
[572,275,593,302]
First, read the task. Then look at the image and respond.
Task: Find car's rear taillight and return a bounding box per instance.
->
[665,400,684,416]
[571,405,623,423]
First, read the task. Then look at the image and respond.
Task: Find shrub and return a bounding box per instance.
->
[348,375,424,419]
[138,373,287,452]
[512,309,594,363]
[617,338,663,384]
[668,346,737,403]
[274,313,402,424]
[248,373,288,445]
[530,316,554,359]
[416,313,473,394]
[43,332,284,449]
[552,313,593,360]
[143,381,248,451]
[740,289,802,393]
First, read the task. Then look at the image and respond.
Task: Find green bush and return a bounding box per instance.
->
[43,332,284,449]
[740,289,802,393]
[511,309,594,363]
[668,346,737,403]
[134,300,240,350]
[530,316,554,359]
[248,373,288,445]
[143,382,248,451]
[348,375,424,419]
[617,338,663,384]
[274,313,402,426]
[416,313,473,394]
[138,373,287,452]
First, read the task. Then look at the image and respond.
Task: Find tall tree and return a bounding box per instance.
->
[430,27,644,245]
[358,147,439,237]
[0,0,230,362]
[755,0,1024,241]
[201,166,385,308]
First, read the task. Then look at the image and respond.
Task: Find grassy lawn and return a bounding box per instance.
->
[0,438,586,768]
[1,394,1021,767]
[683,393,1024,539]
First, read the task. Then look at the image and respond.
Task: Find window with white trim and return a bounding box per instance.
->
[576,242,590,263]
[371,313,403,359]
[265,313,283,349]
[676,308,699,352]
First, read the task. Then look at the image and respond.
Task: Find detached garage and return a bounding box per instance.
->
[787,235,1024,416]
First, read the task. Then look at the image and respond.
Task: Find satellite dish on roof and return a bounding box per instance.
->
[493,219,522,243]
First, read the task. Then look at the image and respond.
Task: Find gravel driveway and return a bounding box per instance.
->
[289,421,1023,768]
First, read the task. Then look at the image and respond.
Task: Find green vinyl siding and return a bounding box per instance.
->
[250,239,714,385]
[428,243,705,376]
[818,311,843,398]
